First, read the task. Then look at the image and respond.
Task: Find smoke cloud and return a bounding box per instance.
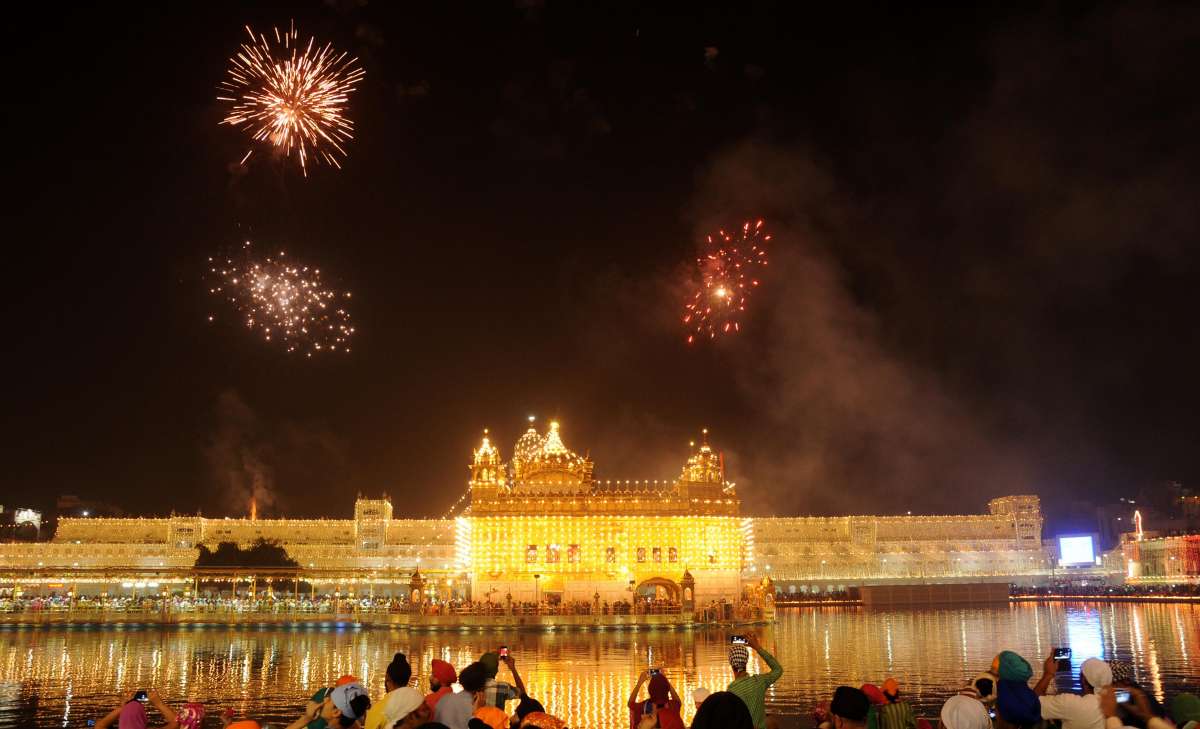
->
[204,390,348,517]
[693,2,1200,517]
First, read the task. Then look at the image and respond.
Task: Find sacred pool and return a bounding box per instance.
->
[1,602,1196,729]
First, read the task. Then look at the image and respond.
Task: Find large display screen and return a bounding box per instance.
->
[1058,534,1097,565]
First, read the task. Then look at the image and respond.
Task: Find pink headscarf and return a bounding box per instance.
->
[177,703,206,729]
[118,701,148,729]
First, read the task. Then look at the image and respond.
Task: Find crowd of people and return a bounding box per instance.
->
[0,595,414,614]
[2,593,777,621]
[1010,584,1200,598]
[809,650,1199,729]
[87,634,1200,729]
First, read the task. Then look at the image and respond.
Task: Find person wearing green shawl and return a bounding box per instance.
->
[1172,693,1200,729]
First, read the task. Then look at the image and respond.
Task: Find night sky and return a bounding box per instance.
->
[6,2,1200,528]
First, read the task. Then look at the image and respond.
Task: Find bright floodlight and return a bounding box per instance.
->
[1058,535,1096,566]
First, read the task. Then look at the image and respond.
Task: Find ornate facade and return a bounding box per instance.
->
[1123,534,1200,583]
[0,421,1057,598]
[465,423,741,603]
[749,495,1047,590]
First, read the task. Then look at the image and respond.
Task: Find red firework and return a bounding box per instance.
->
[683,219,770,343]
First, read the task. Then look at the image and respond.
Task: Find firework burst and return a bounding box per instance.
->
[207,242,354,356]
[217,22,364,175]
[682,219,771,343]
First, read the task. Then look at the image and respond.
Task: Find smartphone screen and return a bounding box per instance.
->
[1115,690,1132,704]
[1053,647,1071,660]
[499,646,509,658]
[649,668,660,676]
[730,635,747,645]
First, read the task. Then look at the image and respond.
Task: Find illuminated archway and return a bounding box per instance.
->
[635,577,680,601]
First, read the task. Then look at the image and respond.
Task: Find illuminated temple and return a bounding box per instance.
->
[0,422,1053,598]
[464,422,741,602]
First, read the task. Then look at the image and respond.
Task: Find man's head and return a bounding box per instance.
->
[882,678,900,703]
[861,684,886,707]
[381,686,425,729]
[728,645,750,674]
[324,681,371,728]
[831,686,870,729]
[479,652,501,679]
[1109,660,1134,687]
[963,672,997,704]
[690,691,755,729]
[459,662,489,695]
[514,694,545,724]
[1080,658,1112,694]
[996,652,1033,683]
[995,680,1042,729]
[386,653,412,692]
[940,695,992,729]
[430,659,457,691]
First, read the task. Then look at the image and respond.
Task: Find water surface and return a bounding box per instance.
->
[0,602,1196,728]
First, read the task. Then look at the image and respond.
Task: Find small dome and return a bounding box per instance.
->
[509,420,594,493]
[542,421,568,455]
[512,426,546,478]
[474,429,500,465]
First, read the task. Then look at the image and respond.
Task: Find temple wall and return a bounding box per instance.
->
[13,496,1054,596]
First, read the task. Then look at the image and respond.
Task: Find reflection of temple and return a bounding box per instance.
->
[465,422,741,603]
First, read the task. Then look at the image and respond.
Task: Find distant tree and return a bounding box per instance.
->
[194,539,298,568]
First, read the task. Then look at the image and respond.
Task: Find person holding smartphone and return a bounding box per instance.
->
[726,631,783,729]
[627,669,684,729]
[1110,660,1166,729]
[1035,653,1111,729]
[94,689,178,729]
[1099,684,1175,729]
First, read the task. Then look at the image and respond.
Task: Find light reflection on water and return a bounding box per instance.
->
[0,602,1196,729]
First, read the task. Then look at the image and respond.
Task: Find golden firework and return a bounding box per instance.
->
[218,22,364,175]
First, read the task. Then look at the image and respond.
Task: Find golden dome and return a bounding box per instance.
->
[511,420,593,493]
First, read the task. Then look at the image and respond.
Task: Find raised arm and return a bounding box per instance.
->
[504,656,527,698]
[1034,653,1057,697]
[95,705,123,729]
[629,670,649,708]
[282,701,323,729]
[665,673,681,706]
[147,689,178,729]
[747,632,783,685]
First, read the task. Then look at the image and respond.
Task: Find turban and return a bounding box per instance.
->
[1081,658,1112,689]
[728,645,750,672]
[432,659,458,685]
[997,680,1041,726]
[997,651,1033,682]
[940,695,992,729]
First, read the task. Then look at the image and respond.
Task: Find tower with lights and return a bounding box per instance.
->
[465,420,743,604]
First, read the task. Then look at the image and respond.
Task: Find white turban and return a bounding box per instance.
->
[1081,658,1113,689]
[940,695,993,729]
